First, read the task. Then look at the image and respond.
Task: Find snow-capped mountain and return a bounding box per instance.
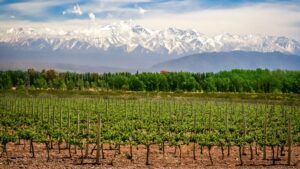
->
[1,20,300,71]
[1,20,300,55]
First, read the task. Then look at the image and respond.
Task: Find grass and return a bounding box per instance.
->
[0,89,299,105]
[0,89,300,105]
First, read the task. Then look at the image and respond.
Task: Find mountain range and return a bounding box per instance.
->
[1,20,300,72]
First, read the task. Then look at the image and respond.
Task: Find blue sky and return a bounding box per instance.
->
[0,0,300,40]
[0,0,299,21]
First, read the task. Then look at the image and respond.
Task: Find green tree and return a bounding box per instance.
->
[128,76,145,91]
[0,72,12,89]
[33,76,47,89]
[109,75,129,90]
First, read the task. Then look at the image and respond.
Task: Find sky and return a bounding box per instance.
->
[0,0,300,40]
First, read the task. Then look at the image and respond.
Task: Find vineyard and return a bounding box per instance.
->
[0,96,299,168]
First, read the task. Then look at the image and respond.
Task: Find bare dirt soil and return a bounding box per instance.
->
[0,142,299,169]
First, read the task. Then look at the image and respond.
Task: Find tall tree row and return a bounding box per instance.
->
[0,69,299,93]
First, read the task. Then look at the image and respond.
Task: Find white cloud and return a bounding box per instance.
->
[73,4,83,15]
[133,3,300,41]
[7,1,74,16]
[138,8,146,14]
[8,1,61,16]
[88,12,96,23]
[63,4,83,16]
[1,2,300,41]
[10,15,15,19]
[107,13,113,19]
[79,0,150,14]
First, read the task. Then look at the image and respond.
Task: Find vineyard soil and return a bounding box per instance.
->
[1,142,299,169]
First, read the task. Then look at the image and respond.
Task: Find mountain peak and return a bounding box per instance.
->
[109,20,140,29]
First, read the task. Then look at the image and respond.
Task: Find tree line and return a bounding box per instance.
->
[0,69,299,93]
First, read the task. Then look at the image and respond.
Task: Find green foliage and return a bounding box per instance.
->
[108,75,129,90]
[33,76,47,89]
[0,72,12,89]
[0,69,299,93]
[128,76,145,91]
[0,96,299,166]
[0,132,16,145]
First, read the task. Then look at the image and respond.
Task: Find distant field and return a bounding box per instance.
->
[1,89,300,104]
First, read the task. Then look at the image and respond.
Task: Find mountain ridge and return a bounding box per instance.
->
[152,51,300,72]
[1,20,300,55]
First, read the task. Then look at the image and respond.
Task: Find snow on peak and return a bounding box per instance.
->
[0,20,300,55]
